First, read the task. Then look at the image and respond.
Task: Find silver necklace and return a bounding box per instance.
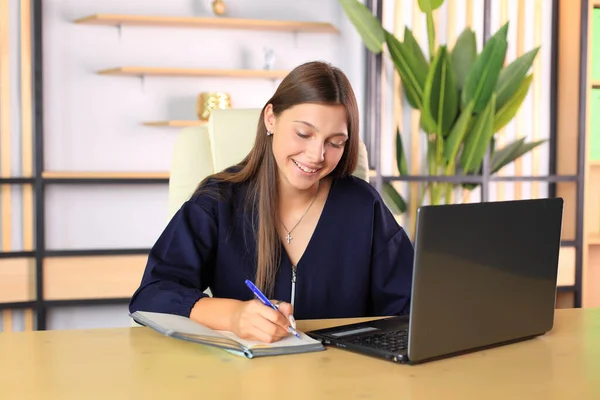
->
[281,181,320,244]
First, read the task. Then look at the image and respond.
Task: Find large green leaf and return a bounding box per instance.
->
[403,27,429,74]
[385,31,428,109]
[443,101,475,169]
[382,182,407,214]
[404,27,433,118]
[451,28,477,91]
[396,127,409,176]
[423,45,459,137]
[339,0,385,53]
[420,58,439,134]
[460,94,496,173]
[491,138,547,173]
[495,47,540,110]
[420,109,438,133]
[461,31,507,113]
[427,135,437,175]
[490,137,526,172]
[493,22,510,42]
[459,136,496,190]
[418,0,444,12]
[418,0,443,61]
[493,74,533,132]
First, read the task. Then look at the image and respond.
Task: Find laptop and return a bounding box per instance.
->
[307,198,564,364]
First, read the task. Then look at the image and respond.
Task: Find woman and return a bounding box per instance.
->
[129,61,414,343]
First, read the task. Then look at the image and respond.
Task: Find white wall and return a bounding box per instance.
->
[42,0,366,329]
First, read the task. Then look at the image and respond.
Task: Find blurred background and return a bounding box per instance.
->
[0,0,598,332]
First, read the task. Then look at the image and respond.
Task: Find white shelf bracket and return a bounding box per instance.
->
[140,74,146,92]
[117,24,123,41]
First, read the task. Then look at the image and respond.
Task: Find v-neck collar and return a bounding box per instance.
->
[280,177,338,268]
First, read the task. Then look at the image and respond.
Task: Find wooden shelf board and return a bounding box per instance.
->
[44,255,147,300]
[74,14,339,34]
[42,171,169,179]
[592,80,600,88]
[590,234,600,245]
[594,1,600,9]
[143,120,206,127]
[590,160,600,167]
[98,67,288,79]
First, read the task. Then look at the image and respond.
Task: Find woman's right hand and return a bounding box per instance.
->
[230,299,295,343]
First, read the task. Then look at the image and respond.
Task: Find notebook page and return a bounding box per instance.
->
[217,330,321,349]
[133,311,228,341]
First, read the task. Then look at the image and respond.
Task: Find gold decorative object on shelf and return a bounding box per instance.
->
[197,92,231,121]
[212,0,226,16]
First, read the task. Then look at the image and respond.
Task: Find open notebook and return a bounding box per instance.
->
[130,311,325,359]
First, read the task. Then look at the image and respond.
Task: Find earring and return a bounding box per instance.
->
[267,130,273,136]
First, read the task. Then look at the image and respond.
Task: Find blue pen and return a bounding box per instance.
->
[245,279,301,339]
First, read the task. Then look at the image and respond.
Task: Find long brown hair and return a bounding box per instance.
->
[195,61,360,297]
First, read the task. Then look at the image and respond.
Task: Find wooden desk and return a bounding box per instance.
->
[0,308,599,399]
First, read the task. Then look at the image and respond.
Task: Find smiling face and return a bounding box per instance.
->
[264,103,349,191]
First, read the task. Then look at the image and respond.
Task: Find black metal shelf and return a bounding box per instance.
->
[2,176,169,185]
[0,177,35,184]
[0,251,36,259]
[379,175,579,183]
[0,298,131,311]
[33,0,46,330]
[0,0,173,330]
[42,177,169,185]
[44,248,151,257]
[0,301,36,310]
[43,298,131,307]
[557,285,576,293]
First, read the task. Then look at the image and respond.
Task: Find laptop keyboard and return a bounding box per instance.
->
[350,329,408,353]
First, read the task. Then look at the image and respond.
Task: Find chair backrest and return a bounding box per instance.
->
[167,108,370,219]
[208,108,260,173]
[167,125,214,219]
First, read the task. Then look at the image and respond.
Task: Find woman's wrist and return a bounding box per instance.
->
[189,297,243,332]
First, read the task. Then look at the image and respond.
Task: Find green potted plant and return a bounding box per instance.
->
[340,0,546,213]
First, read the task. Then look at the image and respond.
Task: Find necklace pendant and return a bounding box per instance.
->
[286,233,292,244]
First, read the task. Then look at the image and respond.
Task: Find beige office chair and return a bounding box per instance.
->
[167,108,370,218]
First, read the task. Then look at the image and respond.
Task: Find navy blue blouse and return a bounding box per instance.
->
[129,175,415,320]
